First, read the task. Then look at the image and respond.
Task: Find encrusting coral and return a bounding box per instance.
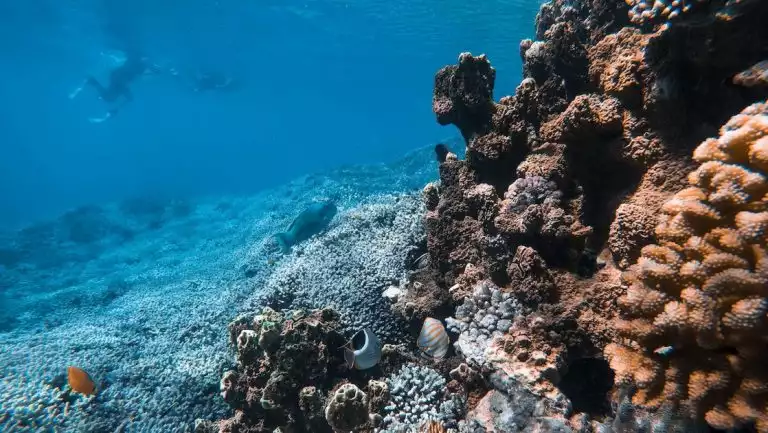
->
[605,101,768,431]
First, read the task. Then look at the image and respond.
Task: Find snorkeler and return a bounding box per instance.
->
[192,70,235,93]
[70,50,160,123]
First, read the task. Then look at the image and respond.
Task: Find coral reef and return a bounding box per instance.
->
[422,0,768,429]
[605,101,768,431]
[11,0,767,430]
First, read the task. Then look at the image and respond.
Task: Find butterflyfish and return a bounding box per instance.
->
[417,317,449,359]
[342,328,382,370]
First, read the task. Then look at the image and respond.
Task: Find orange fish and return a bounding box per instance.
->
[68,366,96,396]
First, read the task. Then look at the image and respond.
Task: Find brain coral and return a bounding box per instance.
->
[605,101,768,431]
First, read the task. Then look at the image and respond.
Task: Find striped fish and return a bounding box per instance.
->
[343,328,382,370]
[417,317,449,359]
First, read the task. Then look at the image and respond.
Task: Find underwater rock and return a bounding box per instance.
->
[392,267,450,322]
[298,386,327,432]
[433,53,497,141]
[367,379,390,414]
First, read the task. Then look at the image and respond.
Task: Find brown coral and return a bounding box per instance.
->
[211,308,348,433]
[606,101,768,431]
[588,28,649,106]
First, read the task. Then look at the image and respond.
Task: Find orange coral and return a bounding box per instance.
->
[605,101,768,431]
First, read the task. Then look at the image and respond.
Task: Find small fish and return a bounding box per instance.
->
[417,317,449,359]
[654,345,675,356]
[341,328,382,370]
[434,143,450,163]
[68,366,96,396]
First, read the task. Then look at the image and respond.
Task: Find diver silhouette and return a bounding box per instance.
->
[71,50,160,123]
[169,67,238,93]
[192,70,235,92]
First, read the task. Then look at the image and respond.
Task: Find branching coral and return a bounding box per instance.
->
[380,364,464,432]
[605,101,768,431]
[260,194,424,343]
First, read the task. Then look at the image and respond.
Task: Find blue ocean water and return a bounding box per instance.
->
[0,1,541,431]
[0,0,540,229]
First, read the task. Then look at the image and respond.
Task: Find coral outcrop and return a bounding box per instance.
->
[605,101,768,431]
[208,307,348,433]
[422,0,768,429]
[325,383,369,432]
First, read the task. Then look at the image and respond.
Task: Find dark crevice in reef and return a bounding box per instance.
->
[566,140,643,255]
[558,357,615,418]
[468,141,530,197]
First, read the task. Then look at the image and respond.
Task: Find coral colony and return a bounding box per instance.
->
[1,0,767,431]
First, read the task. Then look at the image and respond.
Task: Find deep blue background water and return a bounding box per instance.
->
[0,0,541,229]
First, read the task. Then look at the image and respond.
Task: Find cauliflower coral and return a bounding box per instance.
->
[605,101,768,431]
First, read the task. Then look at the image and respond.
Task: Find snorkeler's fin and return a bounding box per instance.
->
[69,79,88,100]
[88,110,114,124]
